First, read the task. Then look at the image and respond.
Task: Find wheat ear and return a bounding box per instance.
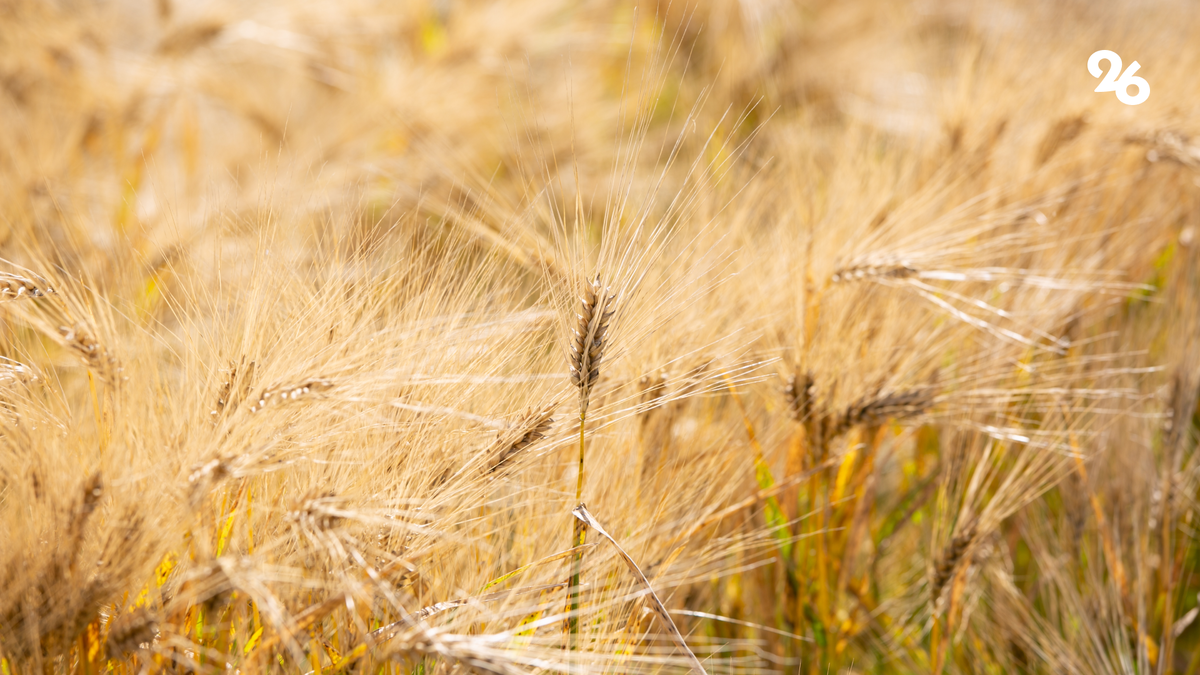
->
[488,405,555,474]
[0,358,37,386]
[803,385,934,455]
[58,324,119,383]
[783,369,815,422]
[932,519,978,603]
[0,272,53,300]
[248,379,334,413]
[569,276,616,415]
[832,388,934,438]
[104,608,158,659]
[211,359,256,421]
[1127,129,1200,169]
[830,257,918,284]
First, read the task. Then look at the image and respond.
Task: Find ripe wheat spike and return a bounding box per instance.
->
[488,405,555,473]
[569,276,616,414]
[0,272,52,300]
[248,379,334,412]
[933,519,979,603]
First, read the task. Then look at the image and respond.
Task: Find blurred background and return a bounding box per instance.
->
[3,0,1195,280]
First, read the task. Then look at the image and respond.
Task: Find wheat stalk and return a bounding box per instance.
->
[567,276,616,644]
[573,504,709,674]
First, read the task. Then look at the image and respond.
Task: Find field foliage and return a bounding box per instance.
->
[1,0,1199,673]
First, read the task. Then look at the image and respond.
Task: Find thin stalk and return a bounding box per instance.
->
[577,410,587,502]
[930,614,944,675]
[785,427,806,663]
[816,466,832,669]
[568,410,588,642]
[802,471,820,673]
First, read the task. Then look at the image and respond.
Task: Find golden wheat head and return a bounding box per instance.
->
[825,387,936,441]
[0,272,53,300]
[488,405,555,473]
[568,276,616,413]
[248,379,335,413]
[932,519,978,603]
[58,323,119,382]
[783,368,815,422]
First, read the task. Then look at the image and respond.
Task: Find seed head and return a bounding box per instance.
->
[830,258,917,284]
[105,608,158,658]
[0,272,53,300]
[932,519,978,603]
[249,379,334,412]
[783,369,815,422]
[488,405,555,473]
[212,359,256,421]
[568,276,616,413]
[58,324,120,381]
[831,387,934,439]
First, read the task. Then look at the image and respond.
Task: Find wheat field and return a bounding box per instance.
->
[1,0,1199,673]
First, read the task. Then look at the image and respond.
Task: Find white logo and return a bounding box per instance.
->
[1088,50,1149,105]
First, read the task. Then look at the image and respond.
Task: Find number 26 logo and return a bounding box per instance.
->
[1088,50,1150,105]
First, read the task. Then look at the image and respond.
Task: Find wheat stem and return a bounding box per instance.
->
[568,410,587,643]
[565,276,614,647]
[576,410,586,503]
